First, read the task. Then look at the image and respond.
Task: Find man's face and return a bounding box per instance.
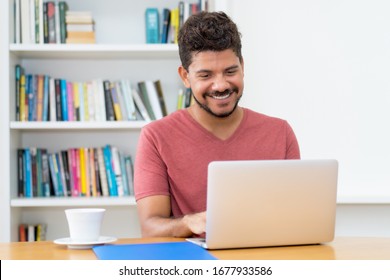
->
[179,49,244,118]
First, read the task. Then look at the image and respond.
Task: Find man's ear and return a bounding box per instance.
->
[178,65,191,88]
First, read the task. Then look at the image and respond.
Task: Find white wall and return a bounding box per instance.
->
[226,0,390,202]
[222,0,390,237]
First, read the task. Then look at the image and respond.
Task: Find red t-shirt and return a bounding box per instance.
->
[134,108,300,217]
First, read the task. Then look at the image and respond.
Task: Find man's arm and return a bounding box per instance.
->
[136,195,206,237]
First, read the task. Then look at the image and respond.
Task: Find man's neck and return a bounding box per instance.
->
[188,106,244,140]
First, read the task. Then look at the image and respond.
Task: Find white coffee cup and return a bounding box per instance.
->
[65,208,106,242]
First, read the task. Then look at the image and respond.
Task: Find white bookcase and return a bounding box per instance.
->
[0,0,219,242]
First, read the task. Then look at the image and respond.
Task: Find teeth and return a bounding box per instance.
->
[212,93,231,100]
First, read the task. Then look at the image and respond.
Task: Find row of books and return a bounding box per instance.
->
[17,145,134,198]
[15,0,66,44]
[19,223,47,242]
[14,0,95,44]
[15,65,171,122]
[146,0,209,44]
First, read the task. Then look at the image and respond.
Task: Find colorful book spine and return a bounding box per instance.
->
[42,75,50,121]
[103,145,117,196]
[24,148,32,197]
[145,8,160,44]
[60,79,68,121]
[67,81,74,121]
[79,147,87,196]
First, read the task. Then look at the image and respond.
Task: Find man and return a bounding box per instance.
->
[134,11,300,238]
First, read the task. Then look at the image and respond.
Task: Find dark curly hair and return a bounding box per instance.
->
[178,11,242,71]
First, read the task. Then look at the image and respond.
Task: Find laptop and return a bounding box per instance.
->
[187,159,338,249]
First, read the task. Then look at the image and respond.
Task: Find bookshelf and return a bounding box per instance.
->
[0,0,219,242]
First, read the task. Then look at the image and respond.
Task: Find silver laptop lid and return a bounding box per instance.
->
[205,159,338,249]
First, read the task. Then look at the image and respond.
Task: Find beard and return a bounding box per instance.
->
[192,88,241,118]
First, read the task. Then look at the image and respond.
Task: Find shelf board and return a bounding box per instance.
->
[9,44,179,60]
[11,196,136,207]
[337,195,390,204]
[10,121,148,131]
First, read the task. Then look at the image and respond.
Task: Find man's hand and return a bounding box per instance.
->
[183,211,206,235]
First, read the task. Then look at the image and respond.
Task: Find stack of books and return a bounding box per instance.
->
[65,10,95,44]
[19,223,47,242]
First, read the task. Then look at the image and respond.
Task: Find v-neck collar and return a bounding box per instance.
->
[184,108,247,143]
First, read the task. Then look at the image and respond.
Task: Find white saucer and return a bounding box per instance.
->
[54,236,117,249]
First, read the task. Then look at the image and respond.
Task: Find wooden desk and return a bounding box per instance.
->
[1,237,390,260]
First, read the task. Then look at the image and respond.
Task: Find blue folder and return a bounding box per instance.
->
[93,241,217,260]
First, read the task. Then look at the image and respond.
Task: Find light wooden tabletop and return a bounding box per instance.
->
[1,236,390,260]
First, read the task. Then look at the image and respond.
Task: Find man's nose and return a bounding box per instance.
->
[211,75,229,92]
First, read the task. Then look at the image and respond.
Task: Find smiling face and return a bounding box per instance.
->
[179,49,244,118]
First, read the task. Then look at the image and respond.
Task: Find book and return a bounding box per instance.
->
[154,80,168,116]
[17,149,25,197]
[119,79,137,120]
[145,80,163,120]
[60,150,71,196]
[49,77,56,121]
[54,1,60,44]
[132,88,151,121]
[87,82,95,121]
[46,1,56,44]
[103,145,117,196]
[103,80,115,121]
[19,224,27,242]
[24,148,32,197]
[124,155,134,196]
[20,0,31,44]
[93,148,102,196]
[29,0,35,44]
[97,147,109,196]
[109,82,122,121]
[74,148,81,196]
[48,152,59,196]
[160,8,171,44]
[42,1,48,43]
[84,148,91,196]
[92,79,106,121]
[78,82,85,121]
[65,11,93,24]
[36,75,44,121]
[114,81,128,121]
[72,82,80,121]
[15,65,23,121]
[79,148,87,196]
[168,7,179,44]
[111,146,124,196]
[37,0,44,44]
[42,75,49,121]
[54,153,65,196]
[36,148,43,196]
[14,0,21,44]
[145,8,159,44]
[60,79,68,121]
[137,81,155,120]
[28,224,35,242]
[41,149,51,197]
[19,73,26,121]
[54,79,62,121]
[66,81,74,121]
[119,151,129,196]
[58,1,68,43]
[66,23,94,32]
